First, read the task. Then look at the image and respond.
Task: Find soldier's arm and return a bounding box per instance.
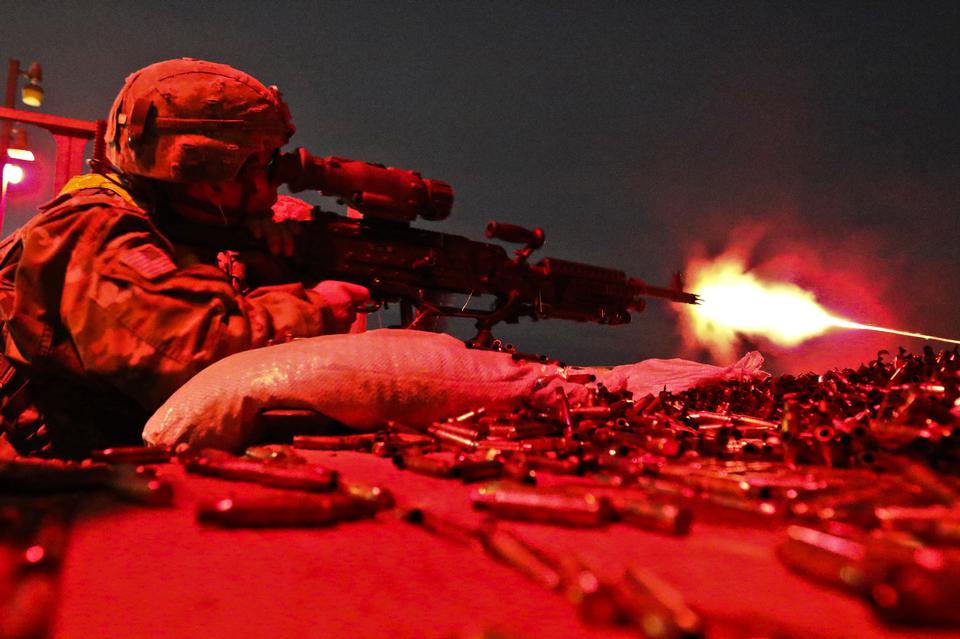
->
[60,207,345,409]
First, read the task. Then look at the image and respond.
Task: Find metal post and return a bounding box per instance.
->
[0,59,18,234]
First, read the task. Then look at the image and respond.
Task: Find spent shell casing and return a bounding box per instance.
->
[451,459,504,482]
[629,393,657,415]
[472,483,612,527]
[338,479,396,510]
[520,454,581,476]
[198,491,377,527]
[616,566,704,639]
[292,433,378,451]
[627,477,696,500]
[556,387,574,437]
[500,459,538,484]
[452,407,487,423]
[869,560,960,626]
[393,452,453,478]
[645,436,681,458]
[488,422,558,440]
[477,440,523,453]
[244,445,307,464]
[900,460,959,505]
[427,425,480,451]
[608,495,692,535]
[0,458,112,491]
[875,505,960,545]
[699,490,778,517]
[657,468,754,498]
[570,406,614,419]
[556,555,624,625]
[402,508,477,546]
[433,421,486,440]
[521,437,580,454]
[687,410,777,430]
[594,454,646,480]
[478,523,562,590]
[370,433,434,457]
[106,464,174,507]
[184,456,338,491]
[563,371,597,384]
[776,525,867,592]
[90,446,172,465]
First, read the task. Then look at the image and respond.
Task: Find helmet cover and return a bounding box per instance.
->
[105,58,295,183]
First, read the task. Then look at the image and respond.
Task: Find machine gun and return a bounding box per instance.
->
[189,148,701,348]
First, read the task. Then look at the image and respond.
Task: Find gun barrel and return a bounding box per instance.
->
[631,280,701,306]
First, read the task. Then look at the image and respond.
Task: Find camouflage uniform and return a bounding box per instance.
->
[0,176,336,457]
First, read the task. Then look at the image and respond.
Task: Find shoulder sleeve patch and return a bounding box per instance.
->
[119,245,178,280]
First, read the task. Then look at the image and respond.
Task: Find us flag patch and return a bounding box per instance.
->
[119,245,178,280]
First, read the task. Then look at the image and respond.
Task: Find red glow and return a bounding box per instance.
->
[7,148,35,162]
[675,217,937,373]
[3,163,25,185]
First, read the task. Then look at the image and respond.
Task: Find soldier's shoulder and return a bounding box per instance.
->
[42,174,148,218]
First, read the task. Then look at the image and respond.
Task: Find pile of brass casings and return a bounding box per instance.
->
[348,346,960,631]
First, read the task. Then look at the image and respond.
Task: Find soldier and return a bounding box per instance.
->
[0,58,370,458]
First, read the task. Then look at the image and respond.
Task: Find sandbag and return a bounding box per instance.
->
[595,351,767,397]
[143,329,766,451]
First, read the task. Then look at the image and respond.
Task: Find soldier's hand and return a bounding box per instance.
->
[271,194,315,222]
[246,195,316,257]
[310,281,372,333]
[247,216,300,257]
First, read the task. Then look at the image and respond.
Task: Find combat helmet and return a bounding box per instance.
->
[105,58,295,183]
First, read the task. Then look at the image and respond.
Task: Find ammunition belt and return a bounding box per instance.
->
[0,354,50,456]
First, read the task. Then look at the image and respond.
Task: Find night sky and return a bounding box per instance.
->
[3,2,958,372]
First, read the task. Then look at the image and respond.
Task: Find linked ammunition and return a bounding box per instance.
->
[197,491,377,527]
